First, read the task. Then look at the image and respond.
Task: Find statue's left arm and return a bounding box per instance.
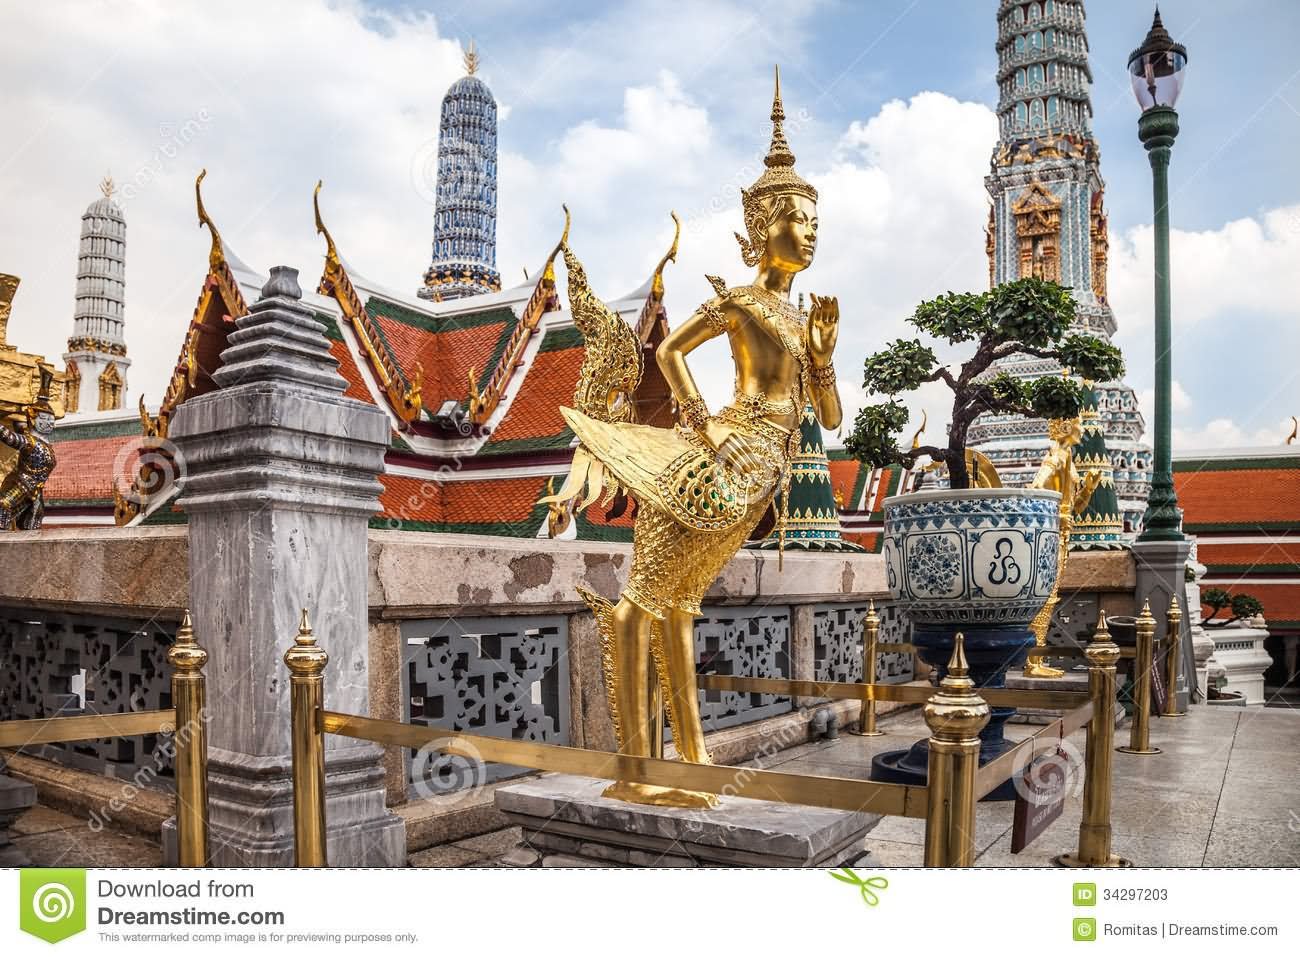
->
[807,294,841,430]
[0,420,21,453]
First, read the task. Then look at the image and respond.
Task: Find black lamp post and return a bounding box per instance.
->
[1130,8,1188,543]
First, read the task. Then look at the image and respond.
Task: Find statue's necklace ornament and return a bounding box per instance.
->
[541,67,841,809]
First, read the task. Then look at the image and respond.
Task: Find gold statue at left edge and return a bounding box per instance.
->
[543,68,840,808]
[1024,414,1100,677]
[0,275,60,531]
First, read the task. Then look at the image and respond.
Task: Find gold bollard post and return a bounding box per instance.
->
[168,610,210,867]
[922,634,990,867]
[284,609,329,867]
[1161,594,1186,717]
[850,600,885,737]
[1118,601,1161,755]
[1056,611,1132,867]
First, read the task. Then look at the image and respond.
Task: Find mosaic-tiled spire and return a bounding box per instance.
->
[1071,383,1125,548]
[969,0,1151,535]
[63,176,130,411]
[751,405,863,552]
[419,41,501,302]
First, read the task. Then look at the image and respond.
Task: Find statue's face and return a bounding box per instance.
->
[33,412,54,436]
[762,195,818,273]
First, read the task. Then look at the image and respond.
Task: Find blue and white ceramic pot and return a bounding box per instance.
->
[871,487,1062,798]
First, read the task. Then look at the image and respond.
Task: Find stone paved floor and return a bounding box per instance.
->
[468,703,1300,868]
[9,703,1298,868]
[751,703,1300,867]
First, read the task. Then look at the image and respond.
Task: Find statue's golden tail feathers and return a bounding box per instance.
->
[537,447,617,513]
[576,584,624,751]
[561,242,642,424]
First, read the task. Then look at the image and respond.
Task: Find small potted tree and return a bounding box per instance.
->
[847,277,1124,786]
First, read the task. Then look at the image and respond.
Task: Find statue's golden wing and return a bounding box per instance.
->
[563,244,642,425]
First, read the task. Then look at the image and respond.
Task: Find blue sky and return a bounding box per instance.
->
[412,0,1300,231]
[1,0,1297,449]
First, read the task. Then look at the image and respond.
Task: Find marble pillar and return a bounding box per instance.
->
[168,266,405,866]
[1132,538,1195,711]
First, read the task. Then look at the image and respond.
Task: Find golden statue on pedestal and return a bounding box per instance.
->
[543,69,840,808]
[1024,415,1101,677]
[0,275,61,531]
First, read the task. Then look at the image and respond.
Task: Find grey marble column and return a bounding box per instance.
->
[1133,538,1195,710]
[168,266,405,866]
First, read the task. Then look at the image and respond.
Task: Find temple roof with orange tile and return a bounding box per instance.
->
[1176,446,1300,631]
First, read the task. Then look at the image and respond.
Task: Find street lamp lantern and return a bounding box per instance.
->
[1128,8,1188,111]
[1134,6,1187,544]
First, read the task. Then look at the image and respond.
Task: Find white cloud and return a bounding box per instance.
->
[1138,380,1193,417]
[3,0,1292,474]
[1109,205,1300,334]
[1173,417,1295,453]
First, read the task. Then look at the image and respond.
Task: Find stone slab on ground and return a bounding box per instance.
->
[496,773,879,867]
[1004,671,1122,725]
[0,772,37,866]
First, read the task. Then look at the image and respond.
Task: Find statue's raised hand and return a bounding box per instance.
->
[807,293,838,365]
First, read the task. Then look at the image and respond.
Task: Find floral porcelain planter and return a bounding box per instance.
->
[871,488,1063,799]
[882,487,1063,627]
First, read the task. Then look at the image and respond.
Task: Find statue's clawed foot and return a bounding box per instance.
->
[601,779,719,810]
[1023,658,1065,678]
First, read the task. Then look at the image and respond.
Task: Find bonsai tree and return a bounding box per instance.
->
[1201,588,1264,628]
[846,277,1125,489]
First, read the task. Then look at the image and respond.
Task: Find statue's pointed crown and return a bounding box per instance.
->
[747,66,816,204]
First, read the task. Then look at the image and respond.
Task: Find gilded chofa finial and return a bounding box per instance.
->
[195,169,224,269]
[313,180,341,272]
[167,609,208,673]
[649,212,681,302]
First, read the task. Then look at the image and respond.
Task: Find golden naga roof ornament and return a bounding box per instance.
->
[195,169,225,270]
[314,180,422,425]
[736,66,818,267]
[649,211,681,303]
[313,179,342,275]
[1287,416,1297,446]
[541,204,572,288]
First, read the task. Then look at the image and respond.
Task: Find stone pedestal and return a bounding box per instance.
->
[168,266,404,866]
[1132,538,1194,710]
[496,774,878,867]
[1206,626,1271,705]
[0,763,36,867]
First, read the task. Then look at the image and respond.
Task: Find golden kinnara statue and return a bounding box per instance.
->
[543,69,840,808]
[1024,414,1100,678]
